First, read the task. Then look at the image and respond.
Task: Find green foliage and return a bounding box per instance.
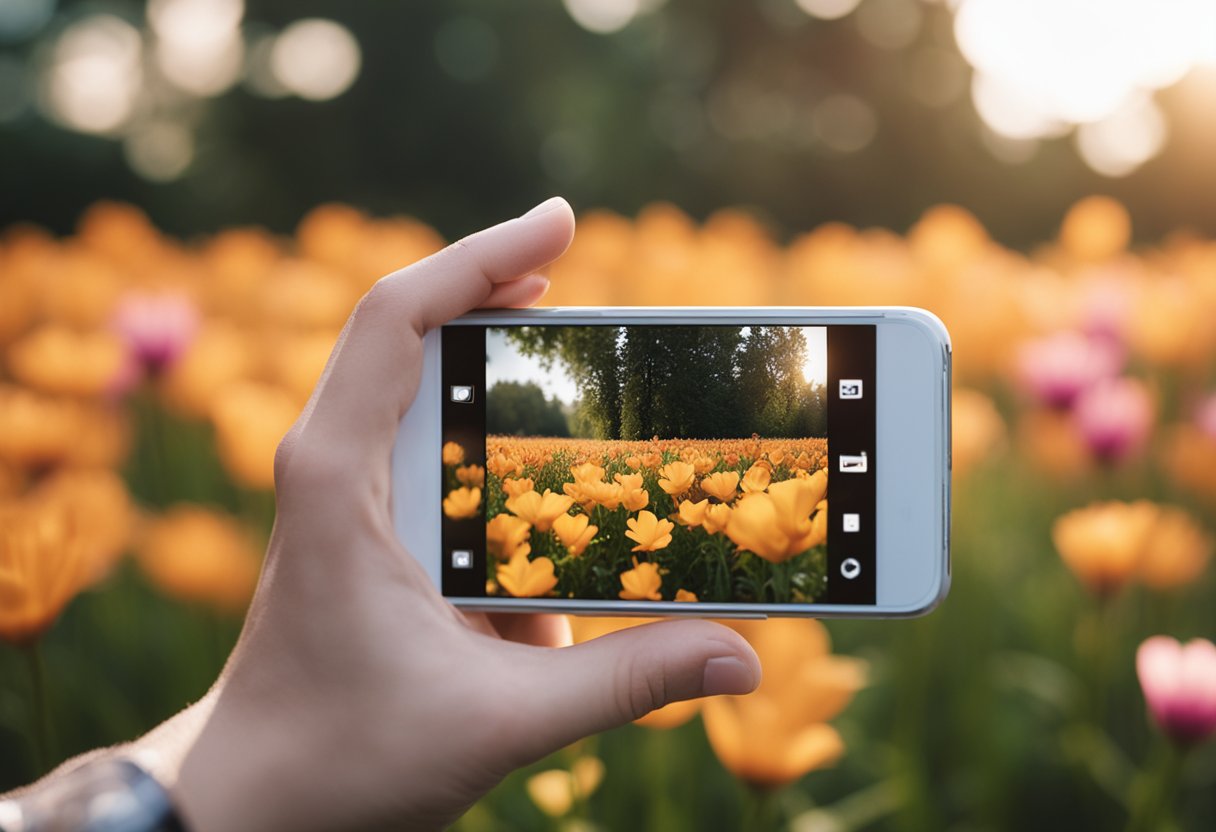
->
[485,381,570,437]
[505,325,826,439]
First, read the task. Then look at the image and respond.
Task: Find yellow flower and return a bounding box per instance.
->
[614,472,649,511]
[7,326,128,397]
[1052,501,1157,595]
[1138,507,1212,590]
[486,514,531,561]
[658,461,695,495]
[726,473,828,563]
[570,461,606,482]
[442,486,482,520]
[506,489,574,532]
[742,464,771,493]
[211,382,299,490]
[952,388,1005,476]
[0,501,97,646]
[552,512,597,556]
[625,510,674,552]
[501,477,534,498]
[703,619,866,790]
[497,552,557,597]
[583,479,625,510]
[442,441,465,466]
[619,556,663,600]
[135,505,262,613]
[703,503,733,535]
[676,498,709,527]
[701,470,740,503]
[525,757,604,818]
[675,588,698,602]
[456,464,485,488]
[487,452,522,479]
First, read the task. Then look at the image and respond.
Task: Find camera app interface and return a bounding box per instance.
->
[440,323,875,605]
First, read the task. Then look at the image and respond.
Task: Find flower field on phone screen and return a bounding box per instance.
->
[442,436,829,603]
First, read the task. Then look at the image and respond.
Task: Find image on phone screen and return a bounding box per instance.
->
[440,323,876,606]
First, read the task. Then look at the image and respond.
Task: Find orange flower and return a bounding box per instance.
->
[501,477,535,498]
[525,757,604,817]
[625,455,642,470]
[211,382,299,490]
[692,456,717,475]
[442,486,482,520]
[619,556,663,600]
[1052,501,1158,595]
[614,472,649,512]
[640,452,662,468]
[675,588,698,602]
[658,461,695,495]
[570,461,606,483]
[0,500,99,645]
[161,323,254,419]
[442,441,465,466]
[31,468,133,581]
[456,464,485,489]
[952,388,1005,476]
[135,505,262,612]
[741,465,771,494]
[487,452,522,479]
[497,552,557,597]
[582,479,625,510]
[1138,508,1212,590]
[7,326,128,397]
[625,510,674,552]
[506,489,574,532]
[725,473,828,563]
[676,498,709,527]
[701,471,740,503]
[486,514,531,561]
[703,503,733,535]
[0,386,127,471]
[702,619,866,789]
[552,512,597,556]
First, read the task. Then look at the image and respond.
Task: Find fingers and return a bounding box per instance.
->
[515,620,760,754]
[276,199,574,488]
[487,613,572,647]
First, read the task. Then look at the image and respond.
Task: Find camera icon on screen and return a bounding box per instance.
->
[450,385,475,404]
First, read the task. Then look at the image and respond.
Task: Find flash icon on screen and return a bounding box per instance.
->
[450,385,475,403]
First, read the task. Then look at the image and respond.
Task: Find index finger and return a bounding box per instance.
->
[277,198,575,488]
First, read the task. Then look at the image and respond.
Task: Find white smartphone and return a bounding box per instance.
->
[393,307,951,618]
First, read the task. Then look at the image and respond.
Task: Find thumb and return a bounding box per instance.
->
[521,620,760,751]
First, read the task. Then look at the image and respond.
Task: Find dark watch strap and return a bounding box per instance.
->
[0,759,186,832]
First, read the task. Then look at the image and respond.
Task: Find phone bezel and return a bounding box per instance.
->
[392,306,951,618]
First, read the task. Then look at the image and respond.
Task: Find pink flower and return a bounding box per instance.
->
[1016,331,1122,408]
[1072,377,1152,461]
[1196,394,1216,442]
[1136,636,1216,745]
[111,293,200,376]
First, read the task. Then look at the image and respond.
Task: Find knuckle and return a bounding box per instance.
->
[614,651,667,722]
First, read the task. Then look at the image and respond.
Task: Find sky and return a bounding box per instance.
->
[484,325,827,406]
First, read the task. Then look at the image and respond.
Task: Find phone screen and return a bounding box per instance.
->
[439,323,876,606]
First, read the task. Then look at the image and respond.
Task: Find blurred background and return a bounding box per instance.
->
[2,1,1216,831]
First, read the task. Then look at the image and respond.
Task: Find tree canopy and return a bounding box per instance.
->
[502,325,825,440]
[485,381,570,437]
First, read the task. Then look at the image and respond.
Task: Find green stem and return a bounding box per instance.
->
[23,642,54,774]
[744,787,782,832]
[1125,742,1185,832]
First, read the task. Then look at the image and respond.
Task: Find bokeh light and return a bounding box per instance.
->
[148,0,244,98]
[795,0,863,21]
[39,14,142,135]
[953,0,1215,173]
[562,0,645,34]
[269,18,362,101]
[123,120,194,182]
[0,0,55,43]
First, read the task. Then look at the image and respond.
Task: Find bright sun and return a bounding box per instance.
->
[800,327,827,387]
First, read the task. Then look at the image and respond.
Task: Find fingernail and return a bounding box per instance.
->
[521,196,568,218]
[702,656,756,696]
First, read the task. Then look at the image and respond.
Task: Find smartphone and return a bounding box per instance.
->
[393,307,951,618]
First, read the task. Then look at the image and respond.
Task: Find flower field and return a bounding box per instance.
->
[444,435,829,603]
[1,196,1215,831]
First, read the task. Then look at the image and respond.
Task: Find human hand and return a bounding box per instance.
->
[148,198,760,831]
